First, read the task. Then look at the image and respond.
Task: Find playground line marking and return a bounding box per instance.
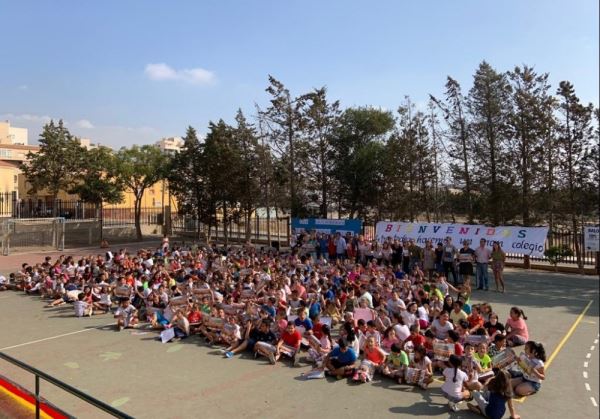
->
[514,299,594,404]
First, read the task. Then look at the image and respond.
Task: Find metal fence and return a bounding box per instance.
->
[172,215,291,247]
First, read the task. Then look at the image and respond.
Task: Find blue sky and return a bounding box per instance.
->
[1,0,598,148]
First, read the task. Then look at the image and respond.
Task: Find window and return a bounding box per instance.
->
[0,149,12,158]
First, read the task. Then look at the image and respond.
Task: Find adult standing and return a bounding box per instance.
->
[335,232,347,261]
[423,240,436,280]
[442,237,459,286]
[491,241,507,293]
[458,240,475,287]
[474,239,492,291]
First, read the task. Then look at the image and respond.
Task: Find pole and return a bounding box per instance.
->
[35,374,40,419]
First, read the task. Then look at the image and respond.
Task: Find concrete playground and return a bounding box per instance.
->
[0,249,598,418]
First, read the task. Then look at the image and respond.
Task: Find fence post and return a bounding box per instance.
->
[35,374,40,419]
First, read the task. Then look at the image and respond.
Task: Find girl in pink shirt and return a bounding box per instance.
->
[505,307,529,347]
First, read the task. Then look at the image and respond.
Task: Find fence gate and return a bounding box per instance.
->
[1,218,65,255]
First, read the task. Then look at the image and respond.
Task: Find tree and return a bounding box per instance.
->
[168,126,214,240]
[260,76,307,217]
[556,81,595,270]
[430,77,474,222]
[203,120,241,244]
[301,87,341,218]
[69,146,124,215]
[114,145,168,240]
[507,66,555,226]
[232,110,261,240]
[332,107,395,219]
[467,61,514,224]
[20,120,85,211]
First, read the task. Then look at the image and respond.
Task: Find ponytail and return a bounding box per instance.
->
[511,306,527,320]
[453,366,458,383]
[535,342,547,362]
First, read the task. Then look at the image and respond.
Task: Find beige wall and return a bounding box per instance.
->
[0,122,28,145]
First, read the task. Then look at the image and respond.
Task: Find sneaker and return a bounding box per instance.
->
[219,348,227,354]
[292,355,300,367]
[448,401,458,412]
[352,372,360,381]
[268,352,276,365]
[253,351,258,359]
[225,351,233,358]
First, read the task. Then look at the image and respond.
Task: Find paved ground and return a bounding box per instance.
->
[0,250,598,418]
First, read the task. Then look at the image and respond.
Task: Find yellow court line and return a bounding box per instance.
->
[514,299,594,403]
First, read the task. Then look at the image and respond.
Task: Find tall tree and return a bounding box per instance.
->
[115,145,168,240]
[21,120,85,211]
[556,81,595,270]
[508,66,555,225]
[168,126,214,240]
[467,61,514,224]
[430,77,474,222]
[302,87,341,218]
[232,109,261,240]
[260,76,307,217]
[203,120,241,244]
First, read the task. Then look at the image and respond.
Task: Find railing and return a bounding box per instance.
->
[0,352,133,419]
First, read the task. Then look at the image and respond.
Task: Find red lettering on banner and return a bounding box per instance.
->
[487,228,495,235]
[385,224,392,232]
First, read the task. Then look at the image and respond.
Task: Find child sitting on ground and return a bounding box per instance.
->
[353,336,386,383]
[74,292,93,317]
[441,354,470,412]
[381,343,409,382]
[114,298,138,331]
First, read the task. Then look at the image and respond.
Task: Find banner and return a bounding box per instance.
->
[584,226,600,252]
[375,222,548,257]
[291,218,362,236]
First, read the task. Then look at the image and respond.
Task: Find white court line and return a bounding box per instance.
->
[584,371,589,379]
[591,346,596,351]
[585,362,589,368]
[587,353,592,359]
[595,339,599,345]
[585,383,591,391]
[0,323,114,351]
[591,397,598,408]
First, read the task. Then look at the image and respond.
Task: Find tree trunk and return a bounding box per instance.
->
[134,194,143,241]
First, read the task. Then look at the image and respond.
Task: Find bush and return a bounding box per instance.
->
[544,245,574,268]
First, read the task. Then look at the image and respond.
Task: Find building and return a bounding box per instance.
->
[0,121,177,215]
[0,121,28,145]
[155,136,184,154]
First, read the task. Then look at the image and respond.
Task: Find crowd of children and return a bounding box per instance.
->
[4,236,544,417]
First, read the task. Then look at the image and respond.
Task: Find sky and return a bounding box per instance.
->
[1,0,598,148]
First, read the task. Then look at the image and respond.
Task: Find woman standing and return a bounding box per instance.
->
[491,242,506,293]
[423,241,436,281]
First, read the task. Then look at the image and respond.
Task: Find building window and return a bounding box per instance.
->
[0,149,13,158]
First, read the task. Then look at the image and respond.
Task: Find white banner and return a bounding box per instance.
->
[375,222,549,257]
[584,226,600,252]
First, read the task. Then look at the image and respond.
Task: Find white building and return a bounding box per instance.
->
[155,136,184,154]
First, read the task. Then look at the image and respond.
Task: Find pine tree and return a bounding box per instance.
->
[556,81,595,270]
[507,66,555,226]
[430,77,474,222]
[467,61,514,224]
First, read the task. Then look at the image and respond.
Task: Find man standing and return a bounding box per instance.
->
[442,237,459,286]
[474,238,492,291]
